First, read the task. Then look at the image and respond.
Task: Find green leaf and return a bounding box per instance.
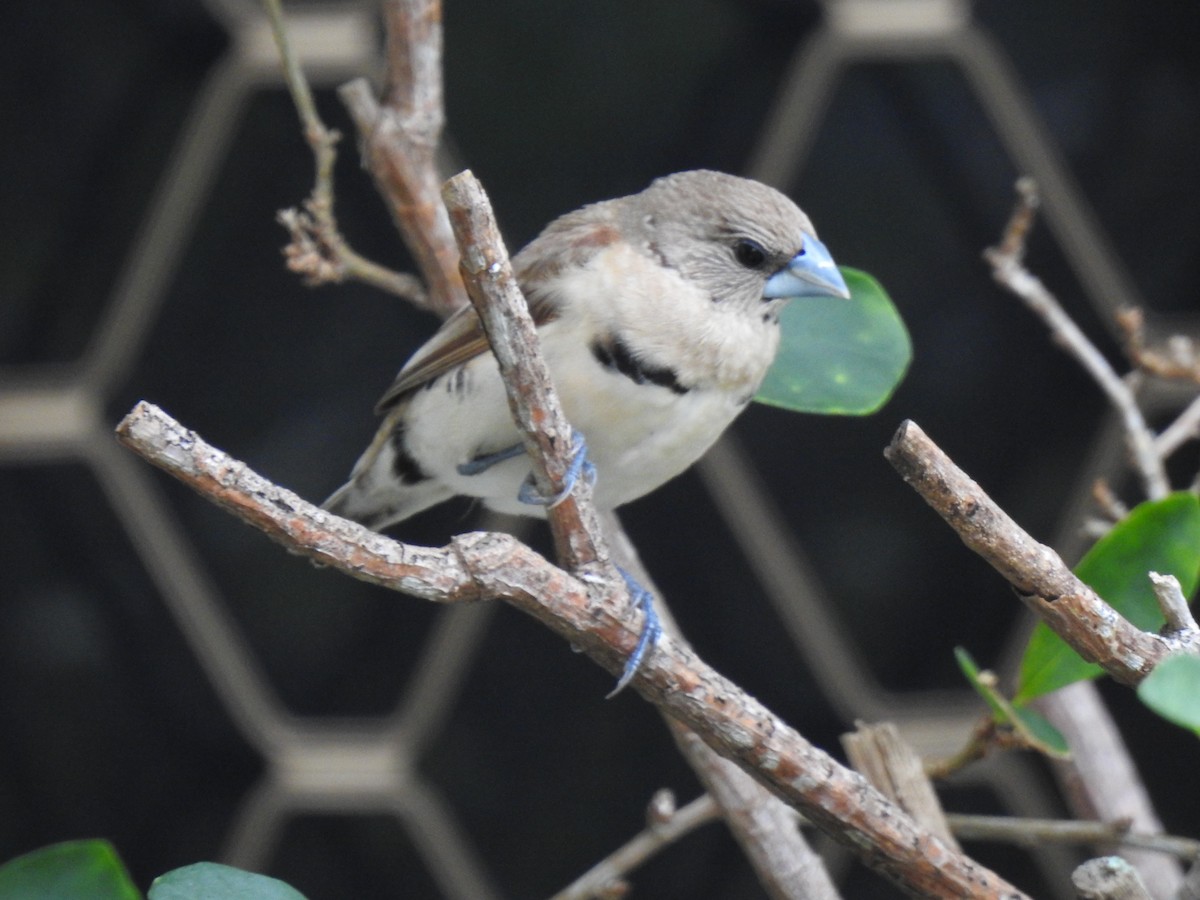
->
[1010,705,1071,758]
[1016,492,1200,703]
[1138,653,1200,736]
[150,863,307,900]
[954,647,1070,758]
[0,840,141,900]
[755,266,911,415]
[955,646,1010,722]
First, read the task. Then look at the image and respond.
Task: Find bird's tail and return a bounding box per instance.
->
[321,415,452,531]
[321,474,451,532]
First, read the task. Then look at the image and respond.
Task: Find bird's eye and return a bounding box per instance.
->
[733,239,768,269]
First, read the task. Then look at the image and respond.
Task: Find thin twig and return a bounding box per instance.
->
[1154,392,1200,459]
[1090,479,1128,524]
[884,419,1200,684]
[116,401,1029,899]
[275,207,427,299]
[261,0,427,302]
[1118,306,1200,383]
[550,793,721,900]
[947,814,1200,861]
[984,178,1170,499]
[1118,307,1200,460]
[1149,572,1200,634]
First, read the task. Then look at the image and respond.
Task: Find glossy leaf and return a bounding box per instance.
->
[150,863,306,900]
[1138,653,1200,736]
[755,266,911,415]
[1016,493,1200,703]
[0,840,140,900]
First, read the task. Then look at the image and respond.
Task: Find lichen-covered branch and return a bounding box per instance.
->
[116,401,1028,899]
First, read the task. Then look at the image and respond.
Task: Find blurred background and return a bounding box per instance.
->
[3,0,1200,896]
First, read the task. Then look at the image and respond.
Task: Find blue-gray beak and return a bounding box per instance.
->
[763,235,851,300]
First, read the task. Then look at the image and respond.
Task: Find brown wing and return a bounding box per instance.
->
[373,292,562,414]
[373,201,623,414]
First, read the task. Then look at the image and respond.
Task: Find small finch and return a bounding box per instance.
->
[324,170,849,531]
[324,170,849,691]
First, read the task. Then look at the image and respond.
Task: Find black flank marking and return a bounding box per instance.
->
[590,335,690,395]
[390,424,429,485]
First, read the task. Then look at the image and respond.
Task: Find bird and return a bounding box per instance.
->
[323,169,850,689]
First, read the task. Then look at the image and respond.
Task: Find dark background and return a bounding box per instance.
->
[3,0,1200,897]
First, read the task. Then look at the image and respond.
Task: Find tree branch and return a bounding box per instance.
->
[441,171,609,574]
[843,721,958,850]
[884,419,1200,685]
[337,0,465,316]
[116,401,1028,899]
[670,722,841,900]
[604,514,840,900]
[983,178,1187,897]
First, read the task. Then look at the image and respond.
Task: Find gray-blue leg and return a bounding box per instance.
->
[456,442,526,477]
[469,431,654,694]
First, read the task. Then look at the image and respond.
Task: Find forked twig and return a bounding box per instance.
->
[984,178,1169,499]
[262,0,427,302]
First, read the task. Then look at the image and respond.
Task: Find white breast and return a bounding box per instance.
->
[402,242,779,516]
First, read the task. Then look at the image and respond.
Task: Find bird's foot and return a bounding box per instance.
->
[606,567,662,697]
[517,429,595,509]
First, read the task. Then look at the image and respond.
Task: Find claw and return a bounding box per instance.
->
[606,567,662,698]
[517,430,595,508]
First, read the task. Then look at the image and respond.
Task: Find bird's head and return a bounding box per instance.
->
[624,170,850,315]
